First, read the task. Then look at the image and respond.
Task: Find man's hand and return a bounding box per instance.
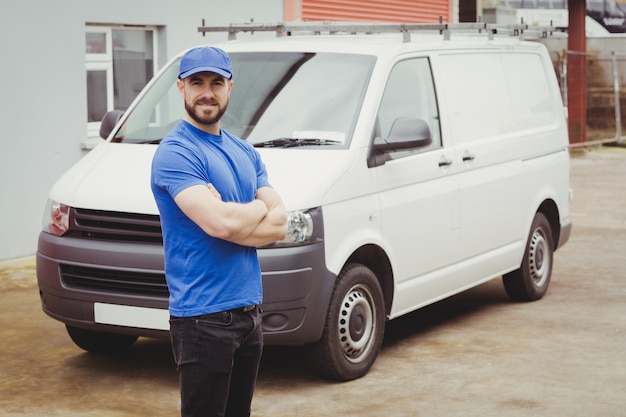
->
[232,186,288,247]
[174,184,268,242]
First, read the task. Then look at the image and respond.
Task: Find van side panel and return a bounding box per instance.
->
[435,48,569,290]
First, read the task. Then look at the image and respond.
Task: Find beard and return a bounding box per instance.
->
[184,98,229,127]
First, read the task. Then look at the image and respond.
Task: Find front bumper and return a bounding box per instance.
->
[36,232,335,345]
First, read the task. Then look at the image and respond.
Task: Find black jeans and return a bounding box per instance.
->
[170,306,263,417]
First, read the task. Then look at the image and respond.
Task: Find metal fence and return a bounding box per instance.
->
[554,49,626,148]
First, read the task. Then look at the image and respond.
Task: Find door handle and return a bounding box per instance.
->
[462,151,475,162]
[438,156,453,167]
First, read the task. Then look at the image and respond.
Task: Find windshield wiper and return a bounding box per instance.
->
[253,137,342,148]
[135,139,163,144]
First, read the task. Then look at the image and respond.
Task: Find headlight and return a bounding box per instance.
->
[281,210,313,244]
[267,207,322,247]
[42,199,70,236]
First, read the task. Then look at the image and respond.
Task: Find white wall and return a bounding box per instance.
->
[0,0,284,261]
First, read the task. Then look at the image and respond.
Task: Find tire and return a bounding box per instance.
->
[503,212,554,302]
[66,325,138,354]
[304,263,385,381]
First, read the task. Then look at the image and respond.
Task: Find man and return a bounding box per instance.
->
[150,46,288,417]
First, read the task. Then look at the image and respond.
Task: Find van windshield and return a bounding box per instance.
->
[112,52,375,148]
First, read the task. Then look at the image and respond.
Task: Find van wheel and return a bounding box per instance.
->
[66,325,138,354]
[304,263,385,381]
[503,212,554,302]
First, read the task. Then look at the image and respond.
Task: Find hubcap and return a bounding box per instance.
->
[338,285,376,363]
[529,228,550,287]
[349,304,367,342]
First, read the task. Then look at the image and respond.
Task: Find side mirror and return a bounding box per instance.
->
[368,117,433,167]
[99,110,124,140]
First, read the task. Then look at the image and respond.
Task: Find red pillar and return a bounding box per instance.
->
[567,0,587,144]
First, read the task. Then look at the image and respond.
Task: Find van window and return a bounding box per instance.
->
[230,52,375,147]
[376,57,441,159]
[112,52,375,148]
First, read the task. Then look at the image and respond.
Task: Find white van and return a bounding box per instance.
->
[37,22,572,381]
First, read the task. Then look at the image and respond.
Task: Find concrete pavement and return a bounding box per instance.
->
[1,146,625,416]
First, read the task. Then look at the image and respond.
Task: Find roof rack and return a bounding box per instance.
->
[197,20,557,42]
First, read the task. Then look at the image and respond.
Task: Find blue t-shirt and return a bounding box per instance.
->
[151,120,271,317]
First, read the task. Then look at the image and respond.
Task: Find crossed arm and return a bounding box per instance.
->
[174,183,288,247]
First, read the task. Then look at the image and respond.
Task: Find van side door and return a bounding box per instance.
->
[371,57,460,317]
[436,52,560,289]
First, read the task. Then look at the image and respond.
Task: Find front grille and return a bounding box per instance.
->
[68,208,162,243]
[61,265,169,297]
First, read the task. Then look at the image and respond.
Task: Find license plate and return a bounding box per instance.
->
[94,303,169,331]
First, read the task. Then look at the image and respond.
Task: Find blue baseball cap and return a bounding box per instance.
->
[178,46,232,80]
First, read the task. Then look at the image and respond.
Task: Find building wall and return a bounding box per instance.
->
[0,0,284,261]
[299,0,452,23]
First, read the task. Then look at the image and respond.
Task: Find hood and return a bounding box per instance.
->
[49,142,352,215]
[255,148,351,210]
[49,142,159,215]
